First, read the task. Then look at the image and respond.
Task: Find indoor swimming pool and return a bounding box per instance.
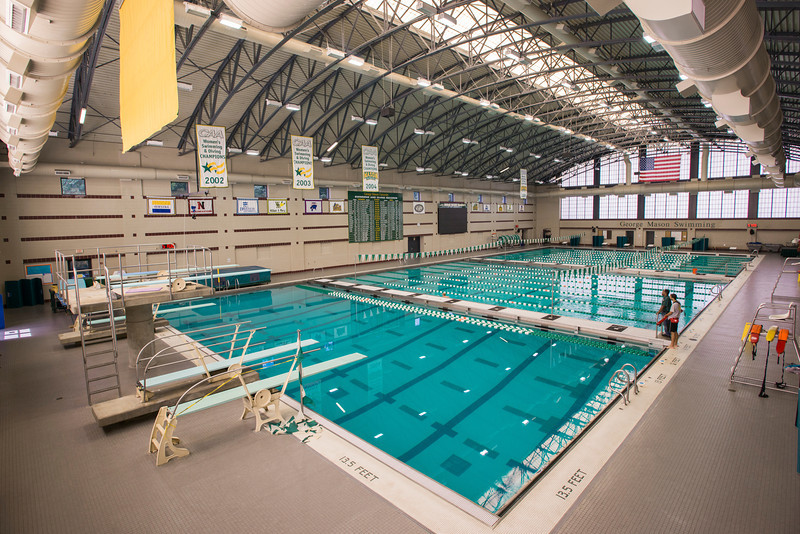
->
[343,261,723,330]
[493,247,752,276]
[161,285,659,515]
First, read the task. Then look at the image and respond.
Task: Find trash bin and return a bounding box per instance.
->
[4,280,22,308]
[592,235,604,247]
[20,278,34,306]
[616,236,628,248]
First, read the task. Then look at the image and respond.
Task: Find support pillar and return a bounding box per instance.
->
[126,304,155,368]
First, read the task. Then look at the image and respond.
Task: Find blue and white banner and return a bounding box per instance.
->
[236,198,258,214]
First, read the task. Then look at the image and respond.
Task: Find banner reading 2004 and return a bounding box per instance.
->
[196,125,228,188]
[291,135,314,190]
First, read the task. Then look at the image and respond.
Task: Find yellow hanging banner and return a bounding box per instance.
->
[119,0,178,152]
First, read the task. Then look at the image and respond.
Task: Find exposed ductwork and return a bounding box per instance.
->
[223,0,326,33]
[0,0,105,176]
[588,0,786,186]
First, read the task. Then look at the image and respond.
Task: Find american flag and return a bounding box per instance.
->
[639,154,681,182]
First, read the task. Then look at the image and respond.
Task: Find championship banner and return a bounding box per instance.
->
[362,145,379,192]
[291,135,314,189]
[196,125,228,188]
[520,168,527,199]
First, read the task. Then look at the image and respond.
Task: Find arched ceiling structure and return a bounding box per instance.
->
[44,0,800,184]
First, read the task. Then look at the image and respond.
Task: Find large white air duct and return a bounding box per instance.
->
[0,0,105,176]
[588,0,786,185]
[223,0,325,33]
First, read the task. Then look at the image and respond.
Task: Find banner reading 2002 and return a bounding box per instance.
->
[291,135,314,190]
[196,125,228,188]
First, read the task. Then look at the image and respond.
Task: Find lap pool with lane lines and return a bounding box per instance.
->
[161,285,659,516]
[492,247,752,276]
[342,260,724,330]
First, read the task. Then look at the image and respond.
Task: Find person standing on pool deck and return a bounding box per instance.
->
[657,289,671,337]
[665,293,682,349]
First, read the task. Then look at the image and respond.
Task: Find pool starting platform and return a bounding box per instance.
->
[312,279,670,350]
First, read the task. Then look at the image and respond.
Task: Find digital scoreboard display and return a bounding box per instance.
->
[438,202,467,235]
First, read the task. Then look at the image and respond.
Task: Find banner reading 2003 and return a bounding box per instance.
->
[291,135,314,190]
[196,125,228,188]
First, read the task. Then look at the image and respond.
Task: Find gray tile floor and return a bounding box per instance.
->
[1,254,797,533]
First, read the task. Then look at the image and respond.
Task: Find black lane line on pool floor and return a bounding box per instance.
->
[397,338,554,463]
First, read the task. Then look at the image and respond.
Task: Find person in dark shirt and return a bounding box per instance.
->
[657,289,671,337]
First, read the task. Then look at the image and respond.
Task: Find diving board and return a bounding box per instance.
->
[174,352,366,417]
[143,338,320,390]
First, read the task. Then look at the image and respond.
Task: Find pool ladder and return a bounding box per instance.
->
[608,363,639,406]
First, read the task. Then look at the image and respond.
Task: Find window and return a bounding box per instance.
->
[599,194,637,219]
[786,155,800,174]
[559,160,593,188]
[708,141,752,179]
[413,190,421,201]
[254,184,268,198]
[170,181,189,197]
[60,177,86,196]
[560,196,593,219]
[697,190,749,218]
[477,194,483,203]
[319,187,330,200]
[448,192,455,202]
[502,195,507,204]
[644,192,689,219]
[758,188,800,218]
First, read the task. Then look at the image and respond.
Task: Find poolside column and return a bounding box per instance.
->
[126,303,155,368]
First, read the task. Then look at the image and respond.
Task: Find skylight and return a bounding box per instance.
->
[364,0,653,135]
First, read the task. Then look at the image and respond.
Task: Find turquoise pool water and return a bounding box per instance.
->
[343,261,722,330]
[495,247,751,275]
[162,285,658,514]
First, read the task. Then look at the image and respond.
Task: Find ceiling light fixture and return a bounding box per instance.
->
[285,103,301,112]
[414,128,425,135]
[146,139,163,147]
[79,107,87,124]
[326,142,338,152]
[218,14,244,30]
[479,99,490,107]
[365,118,378,126]
[436,12,458,28]
[416,77,431,87]
[321,156,332,163]
[184,3,212,18]
[326,47,345,59]
[177,81,193,91]
[246,149,259,156]
[351,115,365,122]
[347,55,365,66]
